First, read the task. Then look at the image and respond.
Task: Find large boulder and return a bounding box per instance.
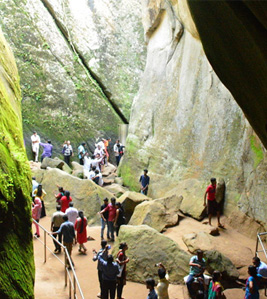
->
[41,157,65,170]
[71,161,84,179]
[34,168,115,224]
[129,195,183,232]
[182,232,214,253]
[102,163,117,177]
[0,29,34,298]
[113,225,190,283]
[117,191,151,223]
[103,184,128,198]
[205,250,239,281]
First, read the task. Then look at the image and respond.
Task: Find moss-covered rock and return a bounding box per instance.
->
[0,28,34,298]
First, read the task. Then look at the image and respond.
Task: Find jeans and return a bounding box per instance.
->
[117,276,124,299]
[107,221,114,240]
[102,280,116,299]
[101,218,110,239]
[141,188,148,195]
[98,270,103,296]
[116,156,120,166]
[186,274,204,297]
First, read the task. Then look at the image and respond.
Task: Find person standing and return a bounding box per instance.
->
[31,131,40,162]
[113,140,122,166]
[208,271,225,299]
[103,138,111,165]
[75,211,88,254]
[98,247,120,299]
[51,205,64,253]
[146,278,158,299]
[156,263,169,299]
[60,191,73,213]
[65,202,78,225]
[100,198,116,242]
[33,184,47,218]
[32,177,39,201]
[62,140,73,166]
[78,142,86,165]
[83,153,92,179]
[116,242,129,299]
[114,202,125,236]
[140,169,150,195]
[203,178,224,228]
[244,265,267,299]
[32,195,42,238]
[93,240,109,298]
[39,140,53,162]
[186,250,206,299]
[51,215,76,269]
[100,198,109,240]
[54,186,65,205]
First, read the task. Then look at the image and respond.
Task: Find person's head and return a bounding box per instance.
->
[47,140,51,144]
[111,197,116,206]
[248,265,257,278]
[196,249,203,260]
[116,139,120,144]
[146,278,155,290]
[67,140,71,145]
[115,202,122,209]
[119,242,128,251]
[82,142,86,146]
[78,210,84,218]
[96,153,100,159]
[95,170,99,175]
[92,166,96,171]
[32,177,36,181]
[104,198,109,205]
[144,169,148,175]
[101,240,107,249]
[69,202,74,207]
[212,271,221,282]
[56,205,61,211]
[65,190,70,199]
[58,187,64,192]
[33,131,37,135]
[97,144,101,149]
[210,177,216,186]
[91,155,95,159]
[107,254,114,264]
[63,215,68,222]
[158,268,166,279]
[36,184,43,197]
[252,256,260,267]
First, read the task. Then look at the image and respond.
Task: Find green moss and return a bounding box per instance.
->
[0,29,34,298]
[250,135,264,167]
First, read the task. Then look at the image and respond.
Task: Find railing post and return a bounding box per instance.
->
[65,249,67,287]
[255,234,259,257]
[73,273,76,298]
[44,230,46,263]
[69,273,72,299]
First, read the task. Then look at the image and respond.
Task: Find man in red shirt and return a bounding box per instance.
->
[100,197,117,242]
[203,178,224,228]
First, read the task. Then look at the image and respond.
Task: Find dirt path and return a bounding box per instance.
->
[34,215,266,299]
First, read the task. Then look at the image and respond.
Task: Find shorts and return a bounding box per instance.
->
[208,200,218,215]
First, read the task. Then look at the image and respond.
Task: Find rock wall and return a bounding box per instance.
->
[0,28,34,298]
[119,0,267,231]
[0,0,145,157]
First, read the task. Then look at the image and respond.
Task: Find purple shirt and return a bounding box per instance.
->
[40,143,53,157]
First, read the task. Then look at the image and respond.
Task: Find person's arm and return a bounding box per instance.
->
[139,176,143,190]
[249,278,254,294]
[114,209,119,225]
[99,205,108,215]
[203,190,208,206]
[51,221,54,231]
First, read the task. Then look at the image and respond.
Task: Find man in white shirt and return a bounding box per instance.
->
[65,202,78,226]
[253,256,267,277]
[94,144,105,158]
[83,153,92,179]
[88,166,96,180]
[91,154,103,172]
[31,131,40,162]
[113,139,122,166]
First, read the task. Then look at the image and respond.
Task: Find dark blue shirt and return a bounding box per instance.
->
[98,255,120,281]
[56,221,75,243]
[139,175,150,188]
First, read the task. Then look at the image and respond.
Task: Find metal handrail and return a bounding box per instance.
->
[32,219,84,299]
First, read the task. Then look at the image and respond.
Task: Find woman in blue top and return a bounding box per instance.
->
[245,265,263,299]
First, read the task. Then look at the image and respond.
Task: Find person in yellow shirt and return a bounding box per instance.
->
[156,263,169,299]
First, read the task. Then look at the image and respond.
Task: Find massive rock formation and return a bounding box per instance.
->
[187,0,267,149]
[0,28,34,298]
[119,0,267,231]
[0,0,145,157]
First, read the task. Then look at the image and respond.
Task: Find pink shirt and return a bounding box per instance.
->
[32,197,42,220]
[104,203,117,221]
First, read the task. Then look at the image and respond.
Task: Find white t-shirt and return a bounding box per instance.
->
[91,158,102,171]
[96,141,105,150]
[65,207,78,225]
[97,173,103,186]
[83,156,92,171]
[113,143,121,156]
[88,170,95,180]
[31,134,40,150]
[94,148,105,158]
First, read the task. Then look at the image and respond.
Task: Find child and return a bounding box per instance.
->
[146,278,158,299]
